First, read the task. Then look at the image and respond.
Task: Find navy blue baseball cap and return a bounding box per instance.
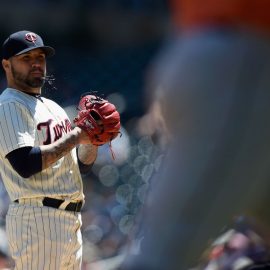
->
[2,30,55,59]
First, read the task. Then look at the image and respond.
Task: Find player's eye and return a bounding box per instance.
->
[22,55,30,61]
[38,54,46,60]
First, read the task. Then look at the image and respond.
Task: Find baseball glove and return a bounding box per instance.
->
[73,93,121,147]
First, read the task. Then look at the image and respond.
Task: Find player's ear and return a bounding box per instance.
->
[2,59,9,71]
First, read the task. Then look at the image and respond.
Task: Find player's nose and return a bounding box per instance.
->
[31,57,44,67]
[32,60,41,66]
[31,62,43,71]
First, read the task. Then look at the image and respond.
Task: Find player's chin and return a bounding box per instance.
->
[28,77,45,88]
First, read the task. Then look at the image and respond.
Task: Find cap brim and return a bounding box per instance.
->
[15,45,55,57]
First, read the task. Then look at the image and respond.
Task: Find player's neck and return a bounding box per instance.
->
[21,89,41,96]
[8,82,41,96]
[24,91,41,97]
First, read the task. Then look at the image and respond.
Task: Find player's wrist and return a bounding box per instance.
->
[72,126,92,145]
[72,127,83,145]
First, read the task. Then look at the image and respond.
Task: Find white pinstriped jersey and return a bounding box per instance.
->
[0,88,84,202]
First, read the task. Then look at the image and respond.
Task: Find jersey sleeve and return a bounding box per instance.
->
[0,101,35,156]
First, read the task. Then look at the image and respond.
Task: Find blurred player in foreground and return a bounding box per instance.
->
[0,30,120,270]
[120,0,270,269]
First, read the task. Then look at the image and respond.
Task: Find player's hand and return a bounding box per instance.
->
[74,127,94,145]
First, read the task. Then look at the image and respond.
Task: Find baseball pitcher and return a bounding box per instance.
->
[0,30,120,270]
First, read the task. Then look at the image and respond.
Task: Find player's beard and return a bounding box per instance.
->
[10,65,45,89]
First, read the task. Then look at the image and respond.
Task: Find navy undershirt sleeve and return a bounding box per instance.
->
[6,146,42,178]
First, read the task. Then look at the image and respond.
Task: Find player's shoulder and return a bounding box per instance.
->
[0,88,14,102]
[0,88,36,115]
[0,88,29,104]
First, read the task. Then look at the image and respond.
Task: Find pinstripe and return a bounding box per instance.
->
[67,213,80,269]
[29,224,33,270]
[58,213,65,269]
[2,104,14,148]
[65,213,75,269]
[47,207,52,270]
[61,212,68,268]
[13,102,23,133]
[64,213,73,268]
[53,210,58,269]
[40,207,45,269]
[18,206,26,270]
[6,212,15,256]
[10,215,16,259]
[26,210,30,270]
[33,205,40,270]
[6,216,13,262]
[62,212,70,268]
[8,103,20,146]
[0,108,9,150]
[52,164,60,195]
[13,206,20,255]
[21,206,26,270]
[58,159,67,192]
[41,168,51,196]
[36,207,43,270]
[69,217,77,269]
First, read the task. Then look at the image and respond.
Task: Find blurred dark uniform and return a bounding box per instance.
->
[120,1,270,270]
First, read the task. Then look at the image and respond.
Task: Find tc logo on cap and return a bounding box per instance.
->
[25,32,37,43]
